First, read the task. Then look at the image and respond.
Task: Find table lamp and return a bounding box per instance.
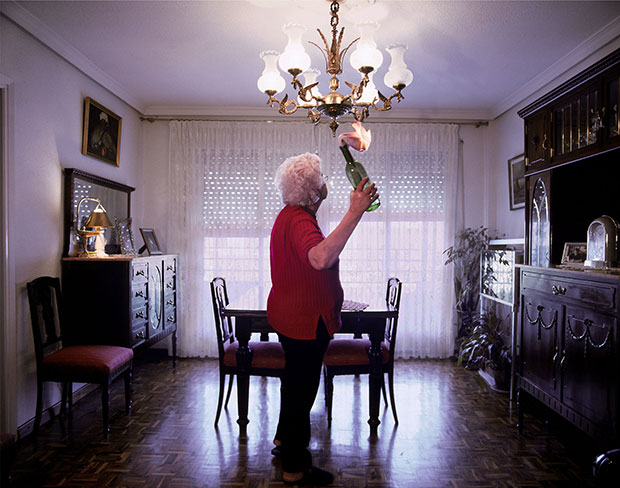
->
[75,197,113,257]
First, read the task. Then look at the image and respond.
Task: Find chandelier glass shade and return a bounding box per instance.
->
[257,0,413,135]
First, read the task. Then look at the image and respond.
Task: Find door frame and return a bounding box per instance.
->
[0,73,16,434]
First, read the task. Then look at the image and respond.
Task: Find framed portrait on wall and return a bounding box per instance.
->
[81,97,122,166]
[508,154,526,210]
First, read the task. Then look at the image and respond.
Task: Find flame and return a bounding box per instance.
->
[338,122,372,152]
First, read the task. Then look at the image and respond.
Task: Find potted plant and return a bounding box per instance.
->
[457,312,512,391]
[443,226,490,340]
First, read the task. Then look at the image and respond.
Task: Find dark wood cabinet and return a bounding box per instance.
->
[519,49,620,176]
[524,109,550,172]
[517,48,620,450]
[62,255,178,364]
[517,267,619,442]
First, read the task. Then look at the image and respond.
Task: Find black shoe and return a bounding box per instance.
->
[283,466,334,486]
[271,446,281,457]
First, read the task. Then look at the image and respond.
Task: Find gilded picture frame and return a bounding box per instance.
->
[81,97,122,166]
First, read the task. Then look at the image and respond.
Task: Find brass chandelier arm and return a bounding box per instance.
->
[266,93,299,115]
[371,88,405,112]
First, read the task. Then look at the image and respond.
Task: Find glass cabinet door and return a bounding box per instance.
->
[606,72,620,141]
[553,86,600,159]
[530,178,550,267]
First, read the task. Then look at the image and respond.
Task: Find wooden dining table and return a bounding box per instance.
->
[221,301,398,433]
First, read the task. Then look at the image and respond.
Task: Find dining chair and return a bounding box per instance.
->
[323,277,402,424]
[210,277,285,426]
[27,276,133,439]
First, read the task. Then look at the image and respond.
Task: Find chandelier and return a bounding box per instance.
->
[257,0,413,136]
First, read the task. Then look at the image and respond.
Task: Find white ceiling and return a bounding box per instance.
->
[5,0,620,120]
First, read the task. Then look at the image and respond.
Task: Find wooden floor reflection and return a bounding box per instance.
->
[10,355,598,487]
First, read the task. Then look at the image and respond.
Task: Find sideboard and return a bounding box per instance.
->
[516,47,620,450]
[516,265,619,444]
[61,254,178,365]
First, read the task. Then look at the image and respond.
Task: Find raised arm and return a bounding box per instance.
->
[308,177,379,270]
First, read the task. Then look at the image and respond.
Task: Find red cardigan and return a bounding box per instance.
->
[267,205,343,340]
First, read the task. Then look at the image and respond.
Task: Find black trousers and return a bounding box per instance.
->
[275,318,331,473]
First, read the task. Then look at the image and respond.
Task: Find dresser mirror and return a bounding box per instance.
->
[63,168,135,256]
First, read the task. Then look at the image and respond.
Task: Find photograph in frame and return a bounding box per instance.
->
[82,97,122,166]
[139,228,163,255]
[561,242,587,264]
[508,154,526,210]
[115,218,136,256]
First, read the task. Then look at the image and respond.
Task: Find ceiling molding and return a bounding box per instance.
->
[492,16,620,119]
[143,104,493,123]
[0,1,145,113]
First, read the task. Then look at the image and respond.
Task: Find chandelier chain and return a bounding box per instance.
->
[330,1,340,30]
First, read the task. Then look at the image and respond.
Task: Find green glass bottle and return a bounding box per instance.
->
[339,144,380,212]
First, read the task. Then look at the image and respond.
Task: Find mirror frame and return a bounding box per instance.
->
[63,168,135,257]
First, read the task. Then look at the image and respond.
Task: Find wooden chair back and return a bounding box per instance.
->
[210,277,235,360]
[27,277,65,366]
[384,277,402,358]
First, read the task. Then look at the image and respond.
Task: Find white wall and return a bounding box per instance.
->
[0,15,145,433]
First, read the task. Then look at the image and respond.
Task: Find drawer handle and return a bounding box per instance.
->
[167,315,175,323]
[135,311,146,319]
[166,299,174,305]
[166,282,173,289]
[135,269,145,277]
[135,331,145,339]
[135,290,145,298]
[552,285,566,295]
[167,265,174,271]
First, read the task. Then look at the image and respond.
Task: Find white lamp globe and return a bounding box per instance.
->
[257,50,286,94]
[350,22,383,72]
[278,23,311,74]
[384,43,413,89]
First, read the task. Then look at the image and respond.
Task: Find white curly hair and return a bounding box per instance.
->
[274,152,324,206]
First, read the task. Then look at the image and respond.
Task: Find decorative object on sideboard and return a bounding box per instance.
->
[561,242,587,265]
[257,0,413,136]
[139,228,163,255]
[81,97,122,166]
[584,215,620,269]
[75,197,113,257]
[507,154,525,210]
[115,217,137,256]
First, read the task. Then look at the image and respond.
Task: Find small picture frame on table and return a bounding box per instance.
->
[508,153,526,210]
[139,228,163,255]
[115,218,136,256]
[561,242,587,264]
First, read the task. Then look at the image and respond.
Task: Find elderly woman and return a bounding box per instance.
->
[267,152,378,486]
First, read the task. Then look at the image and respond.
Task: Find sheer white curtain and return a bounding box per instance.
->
[168,120,458,359]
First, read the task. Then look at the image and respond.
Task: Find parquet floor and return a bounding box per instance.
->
[8,355,600,487]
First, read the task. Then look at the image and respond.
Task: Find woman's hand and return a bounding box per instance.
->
[349,177,379,215]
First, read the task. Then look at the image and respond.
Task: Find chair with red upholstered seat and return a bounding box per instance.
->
[323,277,402,424]
[210,277,285,426]
[27,276,133,439]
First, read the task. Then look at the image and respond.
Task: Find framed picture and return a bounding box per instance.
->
[561,242,587,264]
[115,218,136,256]
[81,97,122,166]
[139,228,163,255]
[508,154,526,210]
